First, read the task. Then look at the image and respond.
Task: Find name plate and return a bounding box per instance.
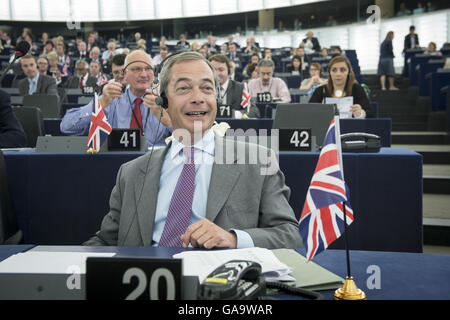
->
[86,257,182,300]
[256,92,272,103]
[108,129,141,151]
[279,129,312,151]
[218,105,232,118]
[82,86,95,94]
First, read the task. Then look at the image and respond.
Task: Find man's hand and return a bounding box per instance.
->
[143,89,172,127]
[99,82,123,108]
[180,218,237,249]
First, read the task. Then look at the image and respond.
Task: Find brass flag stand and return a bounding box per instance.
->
[334,203,366,300]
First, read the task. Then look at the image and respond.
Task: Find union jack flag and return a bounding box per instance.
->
[299,117,354,262]
[240,82,251,113]
[87,93,112,152]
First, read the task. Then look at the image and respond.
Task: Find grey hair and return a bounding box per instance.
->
[159,51,220,96]
[257,58,275,69]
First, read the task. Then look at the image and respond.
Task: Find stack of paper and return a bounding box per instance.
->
[173,247,293,283]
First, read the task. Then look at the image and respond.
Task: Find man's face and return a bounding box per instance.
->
[229,44,236,53]
[79,42,86,52]
[210,60,228,85]
[259,66,273,85]
[166,59,217,138]
[90,63,100,76]
[123,52,154,93]
[21,58,38,79]
[56,44,64,55]
[111,64,125,84]
[76,63,88,77]
[91,48,100,59]
[160,49,168,59]
[37,58,48,74]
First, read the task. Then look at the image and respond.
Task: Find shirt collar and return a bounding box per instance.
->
[220,79,229,92]
[28,72,39,84]
[126,87,145,102]
[169,129,215,161]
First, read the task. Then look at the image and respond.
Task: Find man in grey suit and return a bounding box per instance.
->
[208,54,260,118]
[84,52,302,249]
[17,54,59,99]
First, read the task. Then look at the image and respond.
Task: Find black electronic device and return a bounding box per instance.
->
[197,260,324,300]
[341,132,381,153]
[198,260,265,300]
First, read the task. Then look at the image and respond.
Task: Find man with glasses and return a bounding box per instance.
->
[60,50,172,147]
[247,59,291,103]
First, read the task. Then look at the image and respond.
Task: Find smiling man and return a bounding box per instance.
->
[60,50,172,146]
[84,52,302,250]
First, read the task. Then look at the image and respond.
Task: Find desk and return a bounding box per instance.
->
[3,148,422,252]
[44,118,392,147]
[9,246,449,300]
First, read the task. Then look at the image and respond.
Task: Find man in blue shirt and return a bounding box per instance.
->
[60,50,172,146]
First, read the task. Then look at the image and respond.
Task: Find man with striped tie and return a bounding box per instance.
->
[84,52,302,249]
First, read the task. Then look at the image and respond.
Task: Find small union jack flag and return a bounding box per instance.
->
[87,93,112,152]
[240,82,251,113]
[299,117,354,262]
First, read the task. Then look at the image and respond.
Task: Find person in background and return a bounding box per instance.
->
[397,2,411,16]
[248,59,291,103]
[378,31,399,91]
[209,54,259,118]
[424,42,442,56]
[299,62,327,96]
[0,89,27,148]
[301,30,321,54]
[321,48,331,59]
[296,47,311,72]
[403,25,419,53]
[64,60,97,90]
[60,50,172,147]
[243,53,260,77]
[47,51,67,86]
[152,45,169,67]
[37,57,49,76]
[310,55,372,118]
[17,54,59,101]
[244,63,259,82]
[176,34,190,50]
[286,55,303,76]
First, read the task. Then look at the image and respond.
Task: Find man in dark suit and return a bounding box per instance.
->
[0,89,27,148]
[64,60,97,92]
[176,34,190,50]
[209,54,260,118]
[403,25,419,53]
[17,54,59,100]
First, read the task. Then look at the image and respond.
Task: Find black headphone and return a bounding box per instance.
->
[153,51,222,109]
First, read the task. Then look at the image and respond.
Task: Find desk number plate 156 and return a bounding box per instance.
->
[86,257,182,300]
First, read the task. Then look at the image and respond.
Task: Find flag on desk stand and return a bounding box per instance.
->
[87,93,112,153]
[298,116,354,262]
[241,82,251,114]
[298,114,366,299]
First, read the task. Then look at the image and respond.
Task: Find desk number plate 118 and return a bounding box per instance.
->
[279,129,312,151]
[108,129,141,151]
[86,257,182,300]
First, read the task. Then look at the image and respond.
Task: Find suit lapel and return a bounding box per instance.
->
[135,144,170,245]
[205,137,241,222]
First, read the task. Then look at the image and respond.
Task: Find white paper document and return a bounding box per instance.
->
[325,96,354,119]
[173,247,294,283]
[0,252,116,274]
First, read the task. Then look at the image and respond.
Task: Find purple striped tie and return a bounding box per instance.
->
[159,147,196,247]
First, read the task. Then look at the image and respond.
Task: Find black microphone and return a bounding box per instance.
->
[0,41,31,85]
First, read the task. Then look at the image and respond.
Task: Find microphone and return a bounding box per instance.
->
[0,41,31,85]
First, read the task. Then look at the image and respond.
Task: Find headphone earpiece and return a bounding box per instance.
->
[155,92,169,109]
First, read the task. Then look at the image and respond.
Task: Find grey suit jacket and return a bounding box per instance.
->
[17,74,59,98]
[225,80,260,118]
[84,135,302,249]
